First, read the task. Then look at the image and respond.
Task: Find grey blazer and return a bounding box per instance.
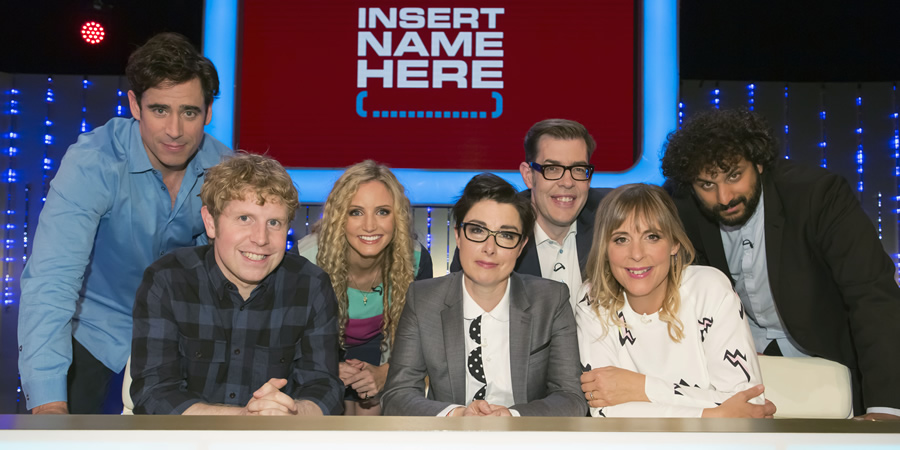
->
[381,271,587,416]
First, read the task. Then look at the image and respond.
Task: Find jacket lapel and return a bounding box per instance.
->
[699,213,730,277]
[762,172,784,304]
[440,272,467,405]
[507,273,532,405]
[515,235,542,276]
[575,213,593,279]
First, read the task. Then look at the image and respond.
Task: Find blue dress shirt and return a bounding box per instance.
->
[18,117,232,409]
[720,190,808,358]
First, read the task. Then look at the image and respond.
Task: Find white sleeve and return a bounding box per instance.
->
[645,274,764,408]
[575,295,705,418]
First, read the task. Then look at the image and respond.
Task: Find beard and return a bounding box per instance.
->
[695,171,763,227]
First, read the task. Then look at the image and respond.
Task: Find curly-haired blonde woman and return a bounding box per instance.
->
[296,160,431,415]
[576,183,774,418]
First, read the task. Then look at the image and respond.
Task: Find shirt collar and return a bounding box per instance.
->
[533,220,577,247]
[462,276,511,322]
[203,244,274,304]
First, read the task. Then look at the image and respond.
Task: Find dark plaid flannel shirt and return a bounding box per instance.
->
[131,245,343,415]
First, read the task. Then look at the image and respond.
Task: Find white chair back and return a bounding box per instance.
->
[122,356,134,415]
[757,355,853,419]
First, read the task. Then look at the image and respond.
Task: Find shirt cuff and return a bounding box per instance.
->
[438,404,464,417]
[22,374,68,410]
[509,408,521,417]
[866,407,900,417]
[643,374,672,404]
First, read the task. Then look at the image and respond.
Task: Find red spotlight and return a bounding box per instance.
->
[81,21,105,45]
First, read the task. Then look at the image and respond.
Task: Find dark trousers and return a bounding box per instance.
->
[67,338,124,414]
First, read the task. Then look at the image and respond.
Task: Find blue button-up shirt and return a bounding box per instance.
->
[18,117,232,409]
[720,190,808,358]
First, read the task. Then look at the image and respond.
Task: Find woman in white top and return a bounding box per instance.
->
[576,183,775,418]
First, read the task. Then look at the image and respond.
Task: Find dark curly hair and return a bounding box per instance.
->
[126,32,219,108]
[661,108,778,190]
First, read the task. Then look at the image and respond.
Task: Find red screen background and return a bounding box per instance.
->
[239,0,635,171]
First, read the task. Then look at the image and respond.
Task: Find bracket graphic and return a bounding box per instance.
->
[356,91,503,119]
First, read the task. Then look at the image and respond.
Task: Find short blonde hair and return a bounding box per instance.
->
[583,183,695,342]
[200,151,299,221]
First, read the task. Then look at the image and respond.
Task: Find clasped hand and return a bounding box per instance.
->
[242,378,298,416]
[702,385,776,418]
[452,400,512,416]
[339,359,387,400]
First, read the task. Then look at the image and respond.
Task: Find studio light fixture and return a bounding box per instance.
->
[81,21,105,45]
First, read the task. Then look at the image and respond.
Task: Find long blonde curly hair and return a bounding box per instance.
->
[316,160,416,351]
[583,183,695,342]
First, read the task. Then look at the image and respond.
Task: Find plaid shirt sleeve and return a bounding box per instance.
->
[130,263,205,415]
[287,268,343,415]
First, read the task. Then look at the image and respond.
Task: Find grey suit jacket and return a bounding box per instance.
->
[381,272,587,416]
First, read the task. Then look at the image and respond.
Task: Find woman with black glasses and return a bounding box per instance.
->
[381,173,586,417]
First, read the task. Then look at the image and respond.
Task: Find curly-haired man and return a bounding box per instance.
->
[662,108,900,420]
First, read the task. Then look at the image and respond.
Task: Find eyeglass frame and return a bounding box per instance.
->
[528,161,595,181]
[458,222,524,249]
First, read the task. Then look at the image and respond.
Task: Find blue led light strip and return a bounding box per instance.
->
[877,192,883,240]
[22,185,29,263]
[855,90,864,196]
[783,85,791,159]
[116,88,126,117]
[304,206,310,236]
[892,84,900,275]
[426,207,433,252]
[81,77,91,133]
[677,99,684,130]
[819,86,828,168]
[42,76,54,203]
[712,85,721,109]
[445,216,451,275]
[747,83,755,111]
[4,80,19,305]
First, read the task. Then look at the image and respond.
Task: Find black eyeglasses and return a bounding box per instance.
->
[529,162,594,181]
[459,222,523,249]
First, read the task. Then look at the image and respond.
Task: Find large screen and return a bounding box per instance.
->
[238,1,636,171]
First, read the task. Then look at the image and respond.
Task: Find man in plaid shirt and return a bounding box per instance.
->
[130,152,343,415]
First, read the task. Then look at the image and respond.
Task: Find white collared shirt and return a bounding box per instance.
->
[534,221,581,306]
[438,277,520,416]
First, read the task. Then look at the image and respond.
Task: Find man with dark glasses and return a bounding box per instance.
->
[515,119,608,305]
[450,119,607,306]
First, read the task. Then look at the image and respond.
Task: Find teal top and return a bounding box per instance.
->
[295,233,429,322]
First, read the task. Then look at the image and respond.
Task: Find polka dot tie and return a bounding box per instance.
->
[468,315,486,401]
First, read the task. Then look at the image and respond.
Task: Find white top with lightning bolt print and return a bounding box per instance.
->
[575,265,764,417]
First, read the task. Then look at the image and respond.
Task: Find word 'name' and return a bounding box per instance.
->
[357,7,505,89]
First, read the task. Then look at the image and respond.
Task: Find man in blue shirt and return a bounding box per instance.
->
[18,32,233,414]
